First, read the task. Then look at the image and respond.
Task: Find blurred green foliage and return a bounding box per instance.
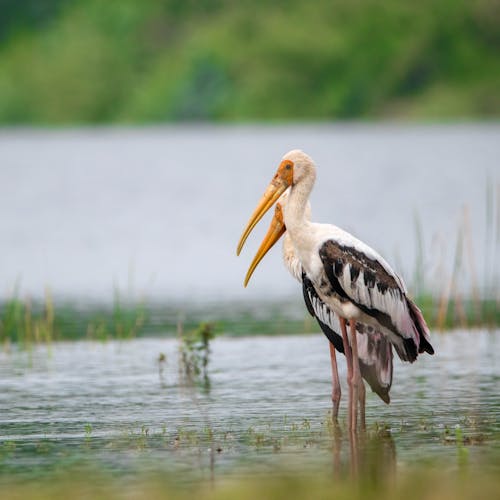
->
[0,0,498,123]
[1,466,499,500]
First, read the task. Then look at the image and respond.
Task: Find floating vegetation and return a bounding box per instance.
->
[1,416,487,470]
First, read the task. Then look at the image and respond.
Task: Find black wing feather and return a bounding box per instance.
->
[302,272,344,353]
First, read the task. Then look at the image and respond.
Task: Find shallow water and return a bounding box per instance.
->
[1,329,498,481]
[0,124,498,303]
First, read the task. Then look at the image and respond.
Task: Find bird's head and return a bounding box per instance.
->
[236,149,315,257]
[282,149,316,185]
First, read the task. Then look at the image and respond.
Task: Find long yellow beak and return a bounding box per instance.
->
[236,161,293,256]
[244,205,286,287]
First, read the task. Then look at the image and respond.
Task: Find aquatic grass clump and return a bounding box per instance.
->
[178,322,217,389]
[0,287,55,346]
[0,287,150,346]
[86,288,147,341]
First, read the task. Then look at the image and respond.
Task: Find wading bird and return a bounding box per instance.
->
[237,150,434,429]
[244,192,393,420]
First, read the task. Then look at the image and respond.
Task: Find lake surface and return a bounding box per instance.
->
[0,124,498,304]
[1,329,498,481]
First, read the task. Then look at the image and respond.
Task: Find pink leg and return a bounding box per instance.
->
[359,373,366,430]
[329,342,341,420]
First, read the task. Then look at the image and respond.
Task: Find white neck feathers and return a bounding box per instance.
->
[284,167,315,235]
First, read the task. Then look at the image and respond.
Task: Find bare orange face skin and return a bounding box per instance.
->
[273,160,294,187]
[236,160,294,257]
[243,201,287,287]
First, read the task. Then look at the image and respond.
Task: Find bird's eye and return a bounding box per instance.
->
[285,164,291,170]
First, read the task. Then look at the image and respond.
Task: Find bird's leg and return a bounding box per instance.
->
[339,318,353,382]
[349,320,364,430]
[339,318,354,430]
[358,372,366,430]
[329,342,341,421]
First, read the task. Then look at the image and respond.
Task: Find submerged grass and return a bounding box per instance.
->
[0,437,499,500]
[1,413,498,498]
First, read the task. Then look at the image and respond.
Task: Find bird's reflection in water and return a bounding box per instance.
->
[331,418,396,484]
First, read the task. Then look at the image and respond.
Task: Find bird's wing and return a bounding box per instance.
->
[318,237,429,362]
[302,273,344,353]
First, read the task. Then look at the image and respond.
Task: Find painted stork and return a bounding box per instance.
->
[244,192,393,420]
[237,150,434,429]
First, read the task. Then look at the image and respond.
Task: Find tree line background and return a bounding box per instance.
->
[0,0,498,124]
